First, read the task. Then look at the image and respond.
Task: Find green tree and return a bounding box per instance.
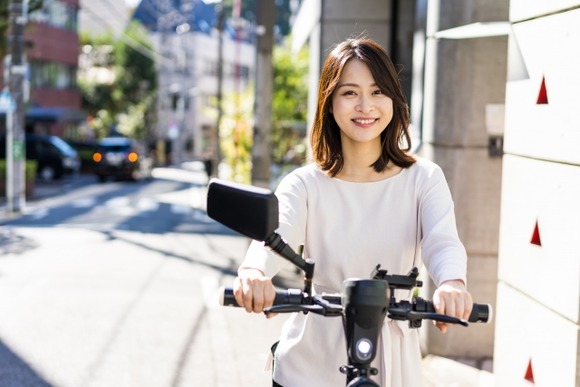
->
[271,37,308,165]
[215,37,308,183]
[219,87,254,184]
[78,21,157,140]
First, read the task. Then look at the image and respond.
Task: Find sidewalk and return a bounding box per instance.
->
[422,355,494,387]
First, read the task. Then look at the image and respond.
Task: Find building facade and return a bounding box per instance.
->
[133,0,256,164]
[0,0,85,138]
[494,2,580,385]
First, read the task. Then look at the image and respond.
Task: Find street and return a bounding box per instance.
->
[0,166,297,387]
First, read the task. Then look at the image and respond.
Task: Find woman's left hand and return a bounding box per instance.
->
[432,279,473,334]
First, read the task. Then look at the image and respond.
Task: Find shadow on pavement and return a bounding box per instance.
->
[98,228,240,278]
[0,228,39,256]
[0,340,53,386]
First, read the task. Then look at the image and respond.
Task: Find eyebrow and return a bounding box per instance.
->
[336,82,378,89]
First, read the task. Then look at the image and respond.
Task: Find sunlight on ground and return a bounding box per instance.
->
[151,162,208,210]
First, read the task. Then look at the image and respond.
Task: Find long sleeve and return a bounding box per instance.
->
[418,164,467,287]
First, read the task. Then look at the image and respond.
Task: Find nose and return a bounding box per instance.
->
[356,95,374,112]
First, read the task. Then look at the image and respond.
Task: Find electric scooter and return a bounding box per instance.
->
[206,179,492,387]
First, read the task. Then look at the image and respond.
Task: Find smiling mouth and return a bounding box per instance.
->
[353,118,377,125]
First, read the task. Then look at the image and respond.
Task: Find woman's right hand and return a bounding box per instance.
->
[233,268,277,316]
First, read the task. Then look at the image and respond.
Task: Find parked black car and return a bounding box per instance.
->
[92,137,153,182]
[0,134,80,181]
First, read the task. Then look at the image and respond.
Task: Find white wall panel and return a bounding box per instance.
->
[510,0,580,22]
[494,283,579,386]
[498,155,580,323]
[504,9,580,164]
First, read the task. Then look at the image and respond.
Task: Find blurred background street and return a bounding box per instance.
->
[0,163,301,387]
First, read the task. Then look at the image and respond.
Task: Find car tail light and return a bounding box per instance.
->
[128,152,139,162]
[93,152,103,162]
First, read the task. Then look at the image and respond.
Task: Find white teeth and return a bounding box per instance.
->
[354,118,375,124]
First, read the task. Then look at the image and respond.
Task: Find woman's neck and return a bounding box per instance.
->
[335,144,401,182]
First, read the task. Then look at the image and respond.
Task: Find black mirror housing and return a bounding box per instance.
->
[207,178,279,241]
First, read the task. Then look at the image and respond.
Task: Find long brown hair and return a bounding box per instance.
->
[310,37,415,177]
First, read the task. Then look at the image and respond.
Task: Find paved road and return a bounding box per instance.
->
[0,166,300,387]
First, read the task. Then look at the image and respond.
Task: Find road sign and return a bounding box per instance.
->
[0,88,15,113]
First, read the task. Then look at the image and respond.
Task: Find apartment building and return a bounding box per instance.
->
[1,0,85,138]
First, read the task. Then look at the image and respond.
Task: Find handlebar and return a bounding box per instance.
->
[219,286,492,325]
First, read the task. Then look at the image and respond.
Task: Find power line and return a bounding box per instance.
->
[80,1,173,66]
[82,0,128,33]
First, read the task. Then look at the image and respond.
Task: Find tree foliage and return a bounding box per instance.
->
[78,21,157,140]
[218,87,254,184]
[0,0,43,58]
[271,37,308,165]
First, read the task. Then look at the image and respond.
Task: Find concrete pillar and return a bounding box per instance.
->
[319,0,393,55]
[418,0,508,359]
[292,0,393,142]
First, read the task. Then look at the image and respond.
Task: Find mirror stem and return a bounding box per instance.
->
[264,233,315,296]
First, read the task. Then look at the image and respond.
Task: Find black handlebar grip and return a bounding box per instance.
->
[423,301,493,323]
[220,287,240,307]
[469,303,493,323]
[219,287,305,308]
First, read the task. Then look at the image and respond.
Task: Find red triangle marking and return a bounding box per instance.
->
[536,76,549,104]
[531,221,542,246]
[524,359,535,383]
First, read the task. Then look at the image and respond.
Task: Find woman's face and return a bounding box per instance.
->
[330,59,394,148]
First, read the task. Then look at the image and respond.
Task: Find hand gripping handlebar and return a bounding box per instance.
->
[219,286,493,325]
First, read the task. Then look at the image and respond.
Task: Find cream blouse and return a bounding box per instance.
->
[241,157,467,387]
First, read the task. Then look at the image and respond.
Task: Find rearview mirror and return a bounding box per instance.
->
[207,179,279,241]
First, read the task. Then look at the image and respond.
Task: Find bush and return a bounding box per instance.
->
[0,159,37,180]
[0,159,37,198]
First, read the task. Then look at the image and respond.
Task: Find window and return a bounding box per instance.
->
[29,0,78,32]
[30,61,77,89]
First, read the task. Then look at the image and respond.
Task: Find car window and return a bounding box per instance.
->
[100,144,131,152]
[49,136,77,157]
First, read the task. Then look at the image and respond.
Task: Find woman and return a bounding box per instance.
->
[232,37,472,387]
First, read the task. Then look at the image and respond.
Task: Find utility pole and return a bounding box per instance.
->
[212,4,225,178]
[6,0,27,213]
[157,14,168,167]
[251,0,275,188]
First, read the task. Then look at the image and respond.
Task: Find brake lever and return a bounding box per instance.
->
[408,311,468,326]
[389,306,468,327]
[265,298,343,316]
[265,304,327,315]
